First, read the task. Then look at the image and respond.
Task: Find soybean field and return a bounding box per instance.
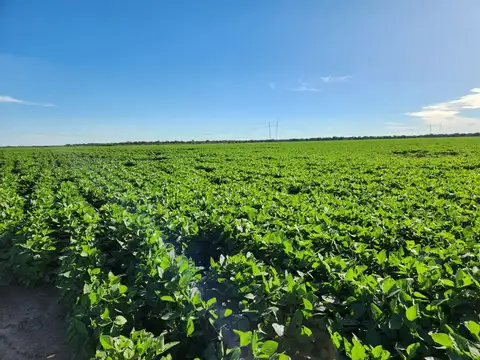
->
[1,138,480,360]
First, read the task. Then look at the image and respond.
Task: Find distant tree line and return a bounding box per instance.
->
[2,132,480,148]
[62,132,480,147]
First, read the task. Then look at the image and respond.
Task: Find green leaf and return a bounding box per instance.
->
[415,262,429,275]
[377,250,387,264]
[161,295,175,302]
[108,272,118,282]
[234,330,252,347]
[99,335,114,350]
[284,241,293,253]
[83,283,92,294]
[187,318,195,336]
[371,345,384,358]
[382,278,396,294]
[331,332,342,349]
[223,308,233,317]
[192,294,202,306]
[406,342,420,357]
[465,320,480,337]
[157,266,164,278]
[100,308,110,320]
[439,279,454,287]
[161,312,175,320]
[261,340,279,356]
[371,345,390,360]
[301,326,313,337]
[344,337,353,355]
[345,268,355,281]
[272,323,285,337]
[114,315,127,326]
[88,292,97,305]
[370,303,383,321]
[124,348,135,359]
[413,291,428,299]
[277,354,291,360]
[303,298,313,311]
[430,332,453,348]
[406,305,418,321]
[252,332,260,353]
[206,297,217,308]
[351,338,366,360]
[163,341,180,352]
[455,269,473,288]
[119,284,128,295]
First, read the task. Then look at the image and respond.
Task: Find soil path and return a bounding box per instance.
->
[0,285,72,360]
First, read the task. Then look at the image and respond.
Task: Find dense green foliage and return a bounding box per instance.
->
[1,138,480,360]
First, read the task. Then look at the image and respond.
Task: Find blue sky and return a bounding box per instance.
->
[1,0,480,145]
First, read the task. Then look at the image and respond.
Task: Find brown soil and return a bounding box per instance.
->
[0,285,72,360]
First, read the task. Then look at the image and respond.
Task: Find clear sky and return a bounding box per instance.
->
[1,0,480,146]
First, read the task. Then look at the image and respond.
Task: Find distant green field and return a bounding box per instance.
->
[1,138,479,359]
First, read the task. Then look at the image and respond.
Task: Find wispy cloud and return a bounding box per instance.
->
[320,75,350,83]
[268,82,276,90]
[0,95,55,107]
[406,88,480,130]
[386,122,417,133]
[292,80,321,92]
[387,121,410,128]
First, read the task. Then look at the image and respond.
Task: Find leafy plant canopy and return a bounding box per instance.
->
[0,138,479,359]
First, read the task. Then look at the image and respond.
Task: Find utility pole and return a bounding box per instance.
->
[276,119,279,139]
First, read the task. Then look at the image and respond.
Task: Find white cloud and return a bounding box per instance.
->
[292,80,321,92]
[0,95,55,107]
[268,82,276,90]
[320,76,350,83]
[450,88,480,109]
[406,88,480,132]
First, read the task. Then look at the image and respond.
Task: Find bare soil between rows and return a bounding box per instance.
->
[0,285,72,360]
